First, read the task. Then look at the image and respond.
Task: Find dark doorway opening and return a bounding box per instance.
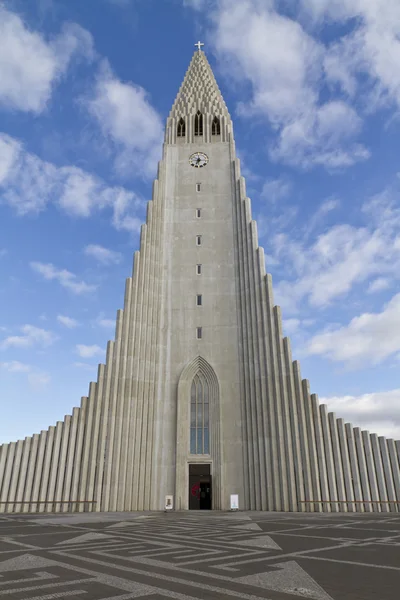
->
[189,463,212,510]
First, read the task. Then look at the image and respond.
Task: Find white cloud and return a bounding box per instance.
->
[1,325,56,350]
[28,372,51,389]
[206,0,369,169]
[76,344,104,358]
[96,316,116,329]
[0,7,93,113]
[84,244,122,265]
[0,133,144,231]
[86,61,163,178]
[270,182,400,313]
[57,315,79,328]
[306,292,400,366]
[0,361,31,372]
[320,389,400,439]
[261,178,292,203]
[73,361,96,369]
[31,262,96,295]
[368,277,391,293]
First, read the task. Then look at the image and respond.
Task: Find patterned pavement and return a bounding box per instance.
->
[1,511,400,599]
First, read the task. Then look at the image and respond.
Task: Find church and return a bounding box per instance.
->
[0,47,400,514]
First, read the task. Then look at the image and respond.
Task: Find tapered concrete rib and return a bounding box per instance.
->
[22,434,38,513]
[345,423,363,512]
[337,419,355,512]
[387,439,400,503]
[0,444,13,511]
[78,383,96,512]
[7,439,22,512]
[38,427,54,513]
[362,430,381,512]
[353,427,372,512]
[283,337,304,511]
[0,445,8,512]
[319,405,338,511]
[311,395,330,512]
[87,364,105,511]
[31,431,47,512]
[379,437,397,512]
[266,275,287,511]
[302,381,322,511]
[62,409,79,510]
[69,397,87,511]
[370,433,389,512]
[103,308,124,512]
[97,343,114,512]
[274,307,296,511]
[328,413,347,512]
[54,416,71,512]
[111,278,132,511]
[15,438,31,513]
[293,362,313,510]
[46,421,63,512]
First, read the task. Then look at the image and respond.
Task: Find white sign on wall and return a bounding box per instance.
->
[165,495,173,510]
[230,494,239,511]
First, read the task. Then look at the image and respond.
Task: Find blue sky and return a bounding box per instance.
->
[1,0,400,444]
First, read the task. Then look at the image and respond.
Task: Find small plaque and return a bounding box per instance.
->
[230,494,239,511]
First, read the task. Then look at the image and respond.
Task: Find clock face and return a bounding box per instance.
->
[189,152,209,168]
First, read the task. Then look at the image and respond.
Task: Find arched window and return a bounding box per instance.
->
[212,116,221,136]
[177,117,186,137]
[190,374,209,454]
[194,111,203,136]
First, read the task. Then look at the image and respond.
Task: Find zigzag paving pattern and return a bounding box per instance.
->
[1,512,400,599]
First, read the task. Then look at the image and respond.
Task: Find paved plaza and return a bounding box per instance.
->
[0,510,400,599]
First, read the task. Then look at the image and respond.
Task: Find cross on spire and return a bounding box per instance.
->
[195,41,204,52]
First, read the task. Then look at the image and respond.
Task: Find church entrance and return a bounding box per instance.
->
[189,463,212,510]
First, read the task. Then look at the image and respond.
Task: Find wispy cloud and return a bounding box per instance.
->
[76,344,104,358]
[31,262,96,295]
[0,325,57,350]
[57,315,79,328]
[84,244,122,265]
[86,60,163,179]
[0,7,94,113]
[0,133,144,232]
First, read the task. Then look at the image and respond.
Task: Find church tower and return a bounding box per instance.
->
[1,48,400,514]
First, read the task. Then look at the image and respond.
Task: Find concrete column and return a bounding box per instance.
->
[15,438,31,513]
[38,427,55,513]
[311,395,330,512]
[54,416,71,512]
[337,419,355,512]
[319,405,339,511]
[78,385,97,512]
[0,445,8,512]
[274,307,297,511]
[283,337,304,512]
[69,398,87,511]
[46,422,63,512]
[62,409,78,511]
[302,382,322,512]
[293,362,313,511]
[328,413,347,511]
[7,440,23,512]
[379,437,397,512]
[387,439,400,505]
[345,423,363,512]
[97,342,114,512]
[371,434,389,512]
[87,366,105,512]
[0,443,15,513]
[22,435,38,513]
[362,431,381,512]
[31,431,47,512]
[354,428,372,512]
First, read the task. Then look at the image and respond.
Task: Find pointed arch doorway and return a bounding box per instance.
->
[176,356,222,510]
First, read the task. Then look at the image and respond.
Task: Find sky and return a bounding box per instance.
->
[0,0,400,444]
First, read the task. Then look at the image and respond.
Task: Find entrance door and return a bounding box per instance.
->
[189,463,212,510]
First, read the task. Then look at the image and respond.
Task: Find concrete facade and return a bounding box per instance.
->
[0,50,400,513]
